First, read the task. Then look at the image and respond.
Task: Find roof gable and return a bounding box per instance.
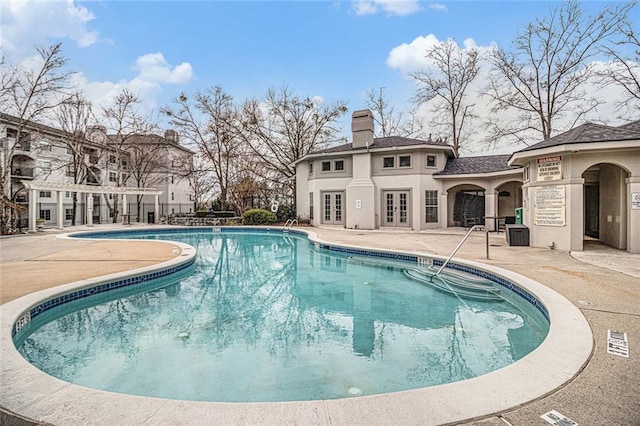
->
[518,122,640,152]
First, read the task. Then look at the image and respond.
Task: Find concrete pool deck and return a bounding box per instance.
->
[0,224,638,425]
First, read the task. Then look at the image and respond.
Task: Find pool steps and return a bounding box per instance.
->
[404,268,504,301]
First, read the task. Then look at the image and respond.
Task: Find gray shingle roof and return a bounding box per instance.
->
[518,121,640,152]
[435,155,519,175]
[314,136,451,154]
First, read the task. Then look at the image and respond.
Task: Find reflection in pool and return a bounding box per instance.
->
[17,230,549,402]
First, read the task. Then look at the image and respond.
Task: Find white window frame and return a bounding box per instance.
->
[398,155,412,168]
[425,190,438,223]
[426,155,437,168]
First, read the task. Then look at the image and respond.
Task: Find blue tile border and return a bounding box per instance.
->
[11,256,195,338]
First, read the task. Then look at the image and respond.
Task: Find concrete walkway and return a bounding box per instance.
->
[1,224,638,425]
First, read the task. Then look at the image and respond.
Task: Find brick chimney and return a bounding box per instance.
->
[351,109,374,149]
[164,129,179,144]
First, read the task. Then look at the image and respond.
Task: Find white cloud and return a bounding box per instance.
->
[133,53,194,85]
[428,3,447,12]
[353,0,421,16]
[0,0,98,54]
[386,34,441,73]
[71,53,194,114]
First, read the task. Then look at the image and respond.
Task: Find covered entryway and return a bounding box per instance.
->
[20,181,162,232]
[322,191,345,225]
[381,190,410,227]
[582,163,629,250]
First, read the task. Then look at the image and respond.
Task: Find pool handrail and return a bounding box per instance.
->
[435,224,488,276]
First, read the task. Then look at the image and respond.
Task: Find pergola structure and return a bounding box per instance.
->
[21,181,163,232]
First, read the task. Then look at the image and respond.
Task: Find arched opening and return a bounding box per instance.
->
[447,184,485,227]
[496,181,523,227]
[582,163,629,250]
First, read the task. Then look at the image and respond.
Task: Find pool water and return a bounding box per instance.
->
[17,230,549,402]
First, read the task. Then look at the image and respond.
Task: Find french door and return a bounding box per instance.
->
[383,190,410,227]
[322,191,345,225]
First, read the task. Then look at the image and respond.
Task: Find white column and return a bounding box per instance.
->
[122,194,128,224]
[626,177,640,253]
[56,190,64,229]
[485,190,498,231]
[154,195,159,223]
[440,191,448,229]
[28,188,37,232]
[86,194,94,227]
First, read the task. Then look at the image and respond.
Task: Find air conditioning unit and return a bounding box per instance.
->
[506,224,530,246]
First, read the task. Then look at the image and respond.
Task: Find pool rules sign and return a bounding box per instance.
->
[537,156,562,181]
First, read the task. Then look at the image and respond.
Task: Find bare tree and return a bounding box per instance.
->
[484,0,634,147]
[53,92,100,225]
[125,136,170,221]
[98,88,156,222]
[597,19,640,118]
[365,87,426,138]
[0,43,72,234]
[162,87,243,211]
[239,86,348,204]
[412,39,480,157]
[182,155,217,211]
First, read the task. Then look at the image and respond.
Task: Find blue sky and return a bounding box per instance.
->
[1,1,636,154]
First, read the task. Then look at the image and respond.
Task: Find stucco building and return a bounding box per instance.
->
[295,109,640,253]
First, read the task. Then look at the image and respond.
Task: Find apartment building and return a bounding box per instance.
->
[0,112,194,231]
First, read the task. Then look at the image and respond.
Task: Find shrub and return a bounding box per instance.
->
[275,204,296,223]
[242,209,277,225]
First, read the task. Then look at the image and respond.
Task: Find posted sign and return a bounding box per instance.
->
[633,193,640,210]
[537,156,562,181]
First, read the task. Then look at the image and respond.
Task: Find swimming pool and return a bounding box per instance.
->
[14,228,549,402]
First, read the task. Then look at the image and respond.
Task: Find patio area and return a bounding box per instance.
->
[1,224,638,425]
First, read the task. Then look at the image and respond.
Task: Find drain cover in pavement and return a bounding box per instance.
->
[607,330,629,358]
[541,410,578,425]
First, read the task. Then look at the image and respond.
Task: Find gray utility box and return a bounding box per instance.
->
[506,224,530,246]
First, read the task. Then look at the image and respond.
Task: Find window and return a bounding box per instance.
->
[39,210,51,220]
[334,160,345,171]
[321,161,331,172]
[399,155,411,168]
[426,155,437,168]
[39,142,51,151]
[425,190,438,223]
[65,209,73,220]
[171,192,175,201]
[523,165,530,182]
[109,172,117,182]
[109,155,116,164]
[38,161,51,172]
[170,175,174,184]
[39,191,52,198]
[121,173,128,182]
[309,192,314,220]
[121,160,128,169]
[309,162,314,176]
[65,166,74,177]
[65,191,75,198]
[66,147,73,155]
[383,157,395,168]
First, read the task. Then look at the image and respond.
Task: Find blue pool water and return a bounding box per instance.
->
[16,229,549,402]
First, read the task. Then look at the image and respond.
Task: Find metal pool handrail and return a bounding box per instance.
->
[435,224,488,276]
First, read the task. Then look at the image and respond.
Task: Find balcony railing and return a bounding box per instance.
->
[15,142,31,152]
[11,167,34,178]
